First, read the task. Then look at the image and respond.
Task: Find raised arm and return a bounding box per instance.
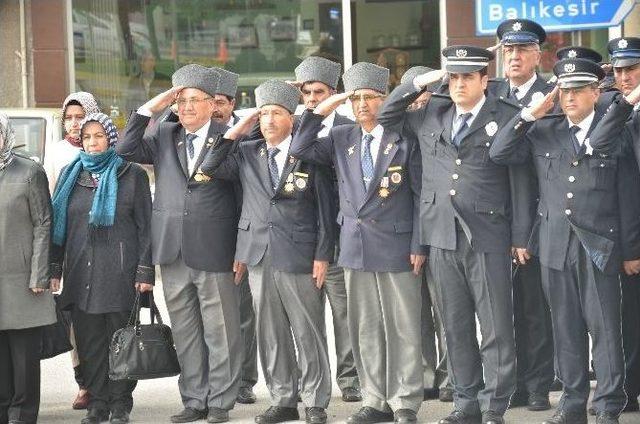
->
[589,86,640,156]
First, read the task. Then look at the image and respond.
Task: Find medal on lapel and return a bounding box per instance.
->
[381,177,389,188]
[383,143,393,155]
[259,147,266,157]
[206,137,214,147]
[379,187,390,198]
[294,172,309,190]
[284,183,295,192]
[347,145,355,156]
[390,172,402,184]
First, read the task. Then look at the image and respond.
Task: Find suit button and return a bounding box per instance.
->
[85,285,89,289]
[568,176,575,183]
[566,192,574,199]
[545,152,550,157]
[572,161,579,166]
[565,209,572,216]
[183,211,188,216]
[610,228,615,233]
[357,218,362,224]
[600,162,606,167]
[455,159,462,165]
[271,200,276,205]
[449,189,456,196]
[485,142,490,147]
[489,211,494,215]
[452,174,459,180]
[87,261,91,266]
[268,223,273,228]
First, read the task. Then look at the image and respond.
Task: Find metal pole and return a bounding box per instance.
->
[19,0,28,107]
[342,0,352,70]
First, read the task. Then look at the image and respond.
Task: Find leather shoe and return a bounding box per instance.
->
[482,411,503,424]
[255,406,299,423]
[342,387,363,402]
[347,407,394,424]
[527,393,551,411]
[508,391,528,408]
[81,409,110,424]
[596,412,620,424]
[549,379,563,392]
[438,410,482,424]
[73,388,91,410]
[623,397,639,412]
[8,421,26,424]
[170,407,208,423]
[439,388,454,402]
[110,409,130,424]
[237,386,257,404]
[305,407,327,424]
[394,409,417,423]
[542,410,588,424]
[424,388,440,400]
[207,407,229,423]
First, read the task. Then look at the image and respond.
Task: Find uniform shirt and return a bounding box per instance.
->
[451,95,486,140]
[361,124,384,167]
[266,135,292,178]
[567,110,595,155]
[509,73,538,101]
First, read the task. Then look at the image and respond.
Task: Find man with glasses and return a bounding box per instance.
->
[117,64,243,424]
[291,62,426,424]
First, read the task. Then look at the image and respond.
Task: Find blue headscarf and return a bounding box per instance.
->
[52,113,123,246]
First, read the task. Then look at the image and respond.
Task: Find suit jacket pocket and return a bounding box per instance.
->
[589,158,616,190]
[475,200,505,217]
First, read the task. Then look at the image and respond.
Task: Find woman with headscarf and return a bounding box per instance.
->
[49,113,154,424]
[0,112,57,424]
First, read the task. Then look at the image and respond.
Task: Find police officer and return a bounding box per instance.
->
[490,58,640,424]
[379,46,524,424]
[291,62,426,424]
[200,80,334,424]
[293,56,361,403]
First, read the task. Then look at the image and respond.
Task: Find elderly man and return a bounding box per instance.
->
[200,80,334,424]
[291,62,426,424]
[117,64,242,424]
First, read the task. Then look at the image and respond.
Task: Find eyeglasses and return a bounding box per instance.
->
[348,93,385,103]
[175,97,213,108]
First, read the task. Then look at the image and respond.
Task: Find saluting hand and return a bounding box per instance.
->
[486,42,502,53]
[313,92,353,117]
[224,109,261,141]
[141,86,184,115]
[313,260,329,289]
[529,85,559,120]
[414,69,446,90]
[626,82,640,105]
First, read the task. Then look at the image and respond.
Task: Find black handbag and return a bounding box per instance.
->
[40,295,73,360]
[109,291,180,380]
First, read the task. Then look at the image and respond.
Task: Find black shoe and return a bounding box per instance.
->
[255,406,299,424]
[549,379,563,392]
[596,412,619,424]
[110,409,130,424]
[394,409,417,423]
[588,406,597,416]
[8,421,26,424]
[482,411,503,424]
[207,407,229,423]
[438,410,482,424]
[237,386,257,404]
[305,407,327,424]
[424,388,440,400]
[623,397,639,412]
[528,393,551,411]
[509,391,529,408]
[347,407,395,424]
[439,388,454,402]
[81,409,110,424]
[542,410,588,424]
[170,407,208,423]
[342,387,363,402]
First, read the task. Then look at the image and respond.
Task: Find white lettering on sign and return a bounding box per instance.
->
[488,0,600,21]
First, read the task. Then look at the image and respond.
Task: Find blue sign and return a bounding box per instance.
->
[476,0,636,36]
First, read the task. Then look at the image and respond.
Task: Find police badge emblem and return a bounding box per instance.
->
[485,121,498,137]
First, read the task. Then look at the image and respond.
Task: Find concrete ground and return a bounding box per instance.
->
[39,280,640,423]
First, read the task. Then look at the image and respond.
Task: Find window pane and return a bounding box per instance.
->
[10,117,46,162]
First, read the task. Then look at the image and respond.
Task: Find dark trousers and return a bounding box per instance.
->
[0,327,42,424]
[622,273,640,401]
[238,274,258,389]
[512,258,555,395]
[540,232,626,415]
[72,308,137,413]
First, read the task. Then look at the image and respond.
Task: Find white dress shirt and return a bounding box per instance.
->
[568,110,595,155]
[361,124,384,167]
[266,135,292,178]
[509,73,538,101]
[185,120,211,175]
[451,95,486,139]
[317,112,336,138]
[43,139,81,193]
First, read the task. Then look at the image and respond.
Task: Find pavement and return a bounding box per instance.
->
[39,280,640,423]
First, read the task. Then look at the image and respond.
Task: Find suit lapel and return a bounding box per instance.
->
[175,129,189,179]
[554,119,575,157]
[441,103,455,145]
[189,121,226,179]
[255,141,275,194]
[345,127,366,204]
[361,129,400,208]
[461,96,496,142]
[274,152,297,196]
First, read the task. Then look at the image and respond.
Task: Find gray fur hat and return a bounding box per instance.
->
[401,66,440,92]
[295,56,341,90]
[211,68,239,98]
[172,64,220,97]
[254,80,301,114]
[343,62,389,94]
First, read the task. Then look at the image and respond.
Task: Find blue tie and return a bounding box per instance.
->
[570,126,583,155]
[361,133,375,190]
[452,113,472,147]
[267,147,280,190]
[185,133,197,160]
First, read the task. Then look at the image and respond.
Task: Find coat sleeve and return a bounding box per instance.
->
[408,139,427,256]
[490,112,534,165]
[377,81,424,132]
[132,167,155,284]
[509,162,537,249]
[28,164,52,289]
[115,113,159,164]
[312,165,336,262]
[589,96,635,156]
[617,124,640,261]
[200,138,241,181]
[289,111,333,166]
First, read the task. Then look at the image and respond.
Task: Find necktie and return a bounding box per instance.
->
[267,147,280,189]
[452,113,473,147]
[570,126,582,155]
[509,86,519,99]
[361,133,375,190]
[185,133,197,160]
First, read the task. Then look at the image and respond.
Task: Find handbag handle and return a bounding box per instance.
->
[129,291,164,328]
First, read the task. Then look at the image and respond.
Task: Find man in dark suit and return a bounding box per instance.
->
[378,47,524,424]
[490,58,640,424]
[291,62,426,424]
[294,56,361,403]
[200,80,334,424]
[116,64,242,424]
[490,19,556,412]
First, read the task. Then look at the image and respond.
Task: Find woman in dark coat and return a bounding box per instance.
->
[50,113,154,424]
[0,113,57,424]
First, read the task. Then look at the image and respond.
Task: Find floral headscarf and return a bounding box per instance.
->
[0,112,16,171]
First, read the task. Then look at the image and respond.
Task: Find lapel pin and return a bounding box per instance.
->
[383,143,393,155]
[347,145,355,156]
[259,148,266,157]
[379,187,390,198]
[381,176,389,188]
[289,156,295,164]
